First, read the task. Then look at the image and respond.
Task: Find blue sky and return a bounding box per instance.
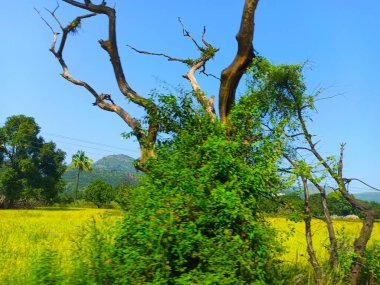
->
[1,1,379,193]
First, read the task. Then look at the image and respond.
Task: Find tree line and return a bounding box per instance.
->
[0,115,121,208]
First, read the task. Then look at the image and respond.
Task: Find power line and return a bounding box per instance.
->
[344,178,380,192]
[1,141,112,158]
[41,131,138,153]
[1,135,140,159]
[44,139,139,155]
[1,132,140,155]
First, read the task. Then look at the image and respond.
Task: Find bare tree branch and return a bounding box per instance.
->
[45,2,64,30]
[201,26,212,49]
[38,2,154,169]
[293,97,375,284]
[178,17,203,51]
[200,67,220,81]
[283,153,338,266]
[127,19,218,117]
[344,178,380,192]
[34,8,55,33]
[126,45,188,64]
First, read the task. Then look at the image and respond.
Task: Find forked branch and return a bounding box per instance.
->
[38,1,158,168]
[219,0,259,124]
[127,19,219,117]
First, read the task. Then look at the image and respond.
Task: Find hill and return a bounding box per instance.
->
[285,185,380,203]
[63,154,141,194]
[308,184,380,203]
[354,192,380,204]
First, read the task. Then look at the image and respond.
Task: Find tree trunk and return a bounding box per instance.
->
[219,0,259,124]
[74,168,81,203]
[318,187,338,267]
[302,178,323,285]
[338,186,376,285]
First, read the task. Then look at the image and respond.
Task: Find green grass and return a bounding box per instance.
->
[0,208,121,284]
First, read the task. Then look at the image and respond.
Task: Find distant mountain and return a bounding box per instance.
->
[285,184,380,204]
[354,192,380,204]
[63,154,141,194]
[307,184,334,195]
[308,185,380,203]
[94,154,136,172]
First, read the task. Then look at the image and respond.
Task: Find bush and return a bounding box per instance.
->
[84,180,115,208]
[361,242,380,285]
[103,114,285,284]
[30,249,63,285]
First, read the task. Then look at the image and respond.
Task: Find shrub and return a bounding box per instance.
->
[84,180,115,208]
[105,114,285,284]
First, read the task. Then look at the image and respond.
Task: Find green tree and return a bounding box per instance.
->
[84,179,115,208]
[0,115,66,207]
[89,107,285,284]
[309,191,360,217]
[69,150,93,202]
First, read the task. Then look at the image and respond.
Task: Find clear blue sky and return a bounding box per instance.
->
[1,1,379,193]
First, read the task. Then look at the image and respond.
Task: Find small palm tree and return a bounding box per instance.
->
[70,150,93,202]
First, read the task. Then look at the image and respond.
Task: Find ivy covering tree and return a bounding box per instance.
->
[65,97,288,284]
[0,115,66,208]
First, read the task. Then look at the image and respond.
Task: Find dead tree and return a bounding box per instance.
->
[284,99,376,285]
[284,153,337,283]
[38,0,259,169]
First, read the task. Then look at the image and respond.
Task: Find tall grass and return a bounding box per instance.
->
[0,208,121,284]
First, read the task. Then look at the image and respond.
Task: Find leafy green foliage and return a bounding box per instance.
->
[244,57,312,130]
[309,192,359,217]
[67,218,116,285]
[68,18,81,35]
[35,91,289,284]
[30,249,63,285]
[102,99,286,283]
[84,180,116,208]
[0,115,66,207]
[361,242,380,285]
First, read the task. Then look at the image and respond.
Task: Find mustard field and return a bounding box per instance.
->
[0,208,121,284]
[0,209,378,284]
[268,217,380,265]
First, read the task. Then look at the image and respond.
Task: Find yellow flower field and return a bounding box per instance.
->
[0,208,378,284]
[268,217,380,265]
[0,208,121,284]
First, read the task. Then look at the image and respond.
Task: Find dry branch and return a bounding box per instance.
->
[39,1,158,168]
[127,19,218,117]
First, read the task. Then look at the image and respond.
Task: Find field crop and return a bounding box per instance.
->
[0,208,121,284]
[268,217,380,265]
[0,209,378,284]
